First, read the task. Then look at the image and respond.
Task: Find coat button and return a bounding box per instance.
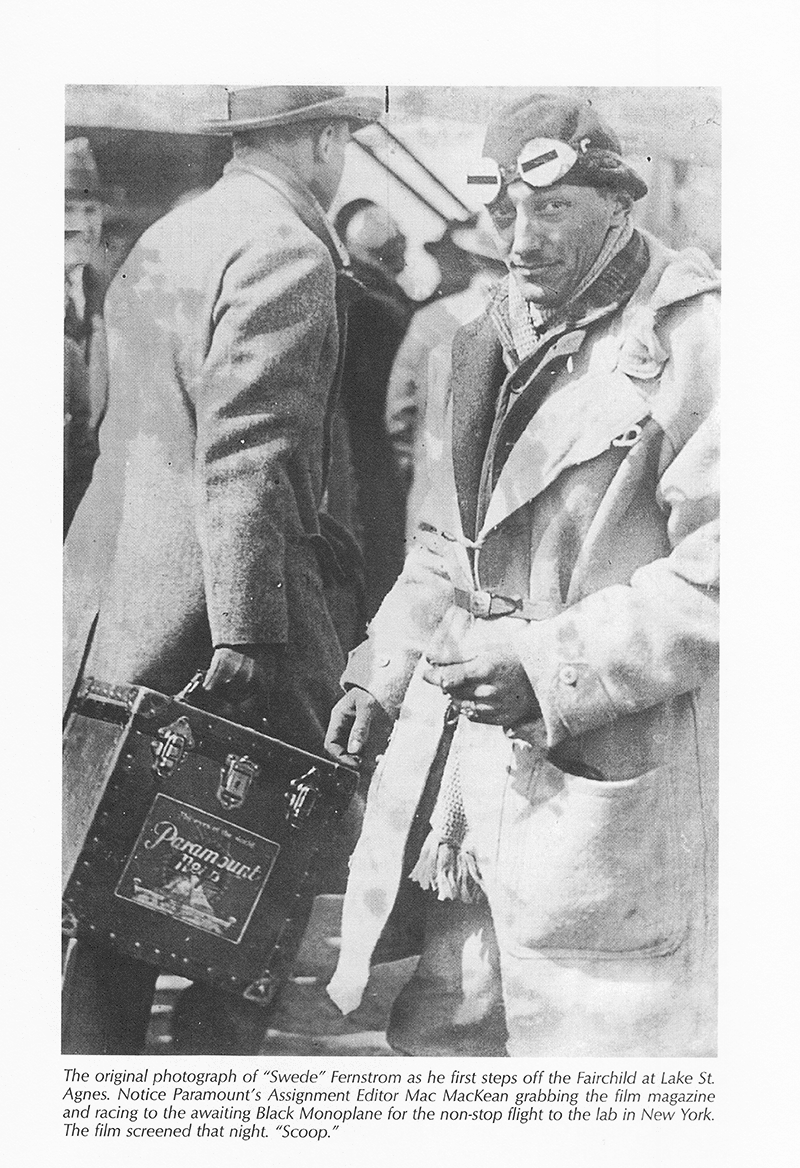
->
[559,664,579,686]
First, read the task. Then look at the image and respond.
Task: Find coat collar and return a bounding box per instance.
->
[451,296,633,542]
[224,154,351,272]
[450,314,507,541]
[477,365,652,538]
[456,236,718,542]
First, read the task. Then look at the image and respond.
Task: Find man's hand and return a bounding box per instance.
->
[325,687,382,768]
[422,642,539,728]
[202,645,280,729]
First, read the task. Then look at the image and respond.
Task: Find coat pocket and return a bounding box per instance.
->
[493,755,688,958]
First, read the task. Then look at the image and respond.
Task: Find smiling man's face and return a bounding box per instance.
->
[490,181,627,307]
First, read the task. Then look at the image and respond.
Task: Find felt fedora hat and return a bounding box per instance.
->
[203,85,383,134]
[65,137,107,201]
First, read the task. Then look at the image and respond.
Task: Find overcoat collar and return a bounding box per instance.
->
[450,314,506,541]
[452,232,650,541]
[224,154,351,273]
[477,361,651,538]
[450,300,636,542]
[451,233,718,544]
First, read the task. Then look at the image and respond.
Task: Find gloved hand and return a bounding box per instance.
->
[201,645,280,730]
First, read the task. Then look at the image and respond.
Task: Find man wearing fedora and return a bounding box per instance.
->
[64,137,109,535]
[326,93,719,1057]
[62,86,381,1054]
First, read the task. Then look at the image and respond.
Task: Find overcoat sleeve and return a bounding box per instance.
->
[342,325,464,714]
[341,535,456,714]
[518,292,720,748]
[194,233,337,648]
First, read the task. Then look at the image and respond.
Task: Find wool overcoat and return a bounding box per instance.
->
[63,158,347,751]
[329,234,720,1056]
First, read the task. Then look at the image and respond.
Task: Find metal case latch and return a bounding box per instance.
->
[151,716,195,779]
[243,971,280,1006]
[217,754,259,811]
[285,768,320,827]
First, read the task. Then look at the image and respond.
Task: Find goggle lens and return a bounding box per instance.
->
[516,138,578,187]
[465,138,579,207]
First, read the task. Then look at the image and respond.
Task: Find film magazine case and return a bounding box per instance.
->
[63,677,358,1006]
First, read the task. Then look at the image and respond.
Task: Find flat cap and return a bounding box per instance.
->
[483,93,647,201]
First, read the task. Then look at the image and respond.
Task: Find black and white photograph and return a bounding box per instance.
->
[1,3,791,1157]
[61,83,721,1061]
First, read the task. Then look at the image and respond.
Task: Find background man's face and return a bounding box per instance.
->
[491,181,624,307]
[375,229,407,276]
[64,197,103,271]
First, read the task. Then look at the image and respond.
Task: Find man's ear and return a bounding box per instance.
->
[608,190,632,227]
[313,122,339,163]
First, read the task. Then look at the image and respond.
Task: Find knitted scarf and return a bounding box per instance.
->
[408,704,485,901]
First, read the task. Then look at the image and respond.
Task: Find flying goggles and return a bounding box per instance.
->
[465,137,592,206]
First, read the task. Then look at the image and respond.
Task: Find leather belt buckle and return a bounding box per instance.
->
[487,593,522,617]
[454,587,523,619]
[469,589,493,618]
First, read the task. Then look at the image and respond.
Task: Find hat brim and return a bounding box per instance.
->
[65,186,110,203]
[202,94,383,135]
[562,157,648,202]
